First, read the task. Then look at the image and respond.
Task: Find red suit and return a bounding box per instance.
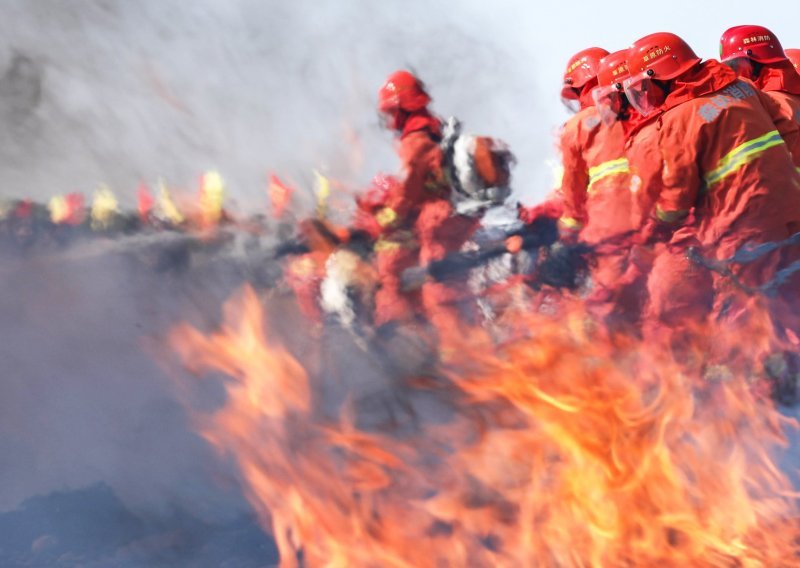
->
[353,173,422,327]
[374,71,478,336]
[376,112,478,333]
[720,25,800,166]
[751,62,800,166]
[560,57,639,329]
[626,34,800,343]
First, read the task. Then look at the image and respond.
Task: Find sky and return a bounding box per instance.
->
[0,0,798,210]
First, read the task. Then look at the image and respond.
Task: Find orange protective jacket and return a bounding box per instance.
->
[754,60,800,167]
[625,114,663,233]
[651,61,800,261]
[559,106,634,245]
[374,112,448,235]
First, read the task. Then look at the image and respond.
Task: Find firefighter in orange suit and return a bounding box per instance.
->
[624,32,800,344]
[559,47,646,330]
[557,46,610,236]
[351,173,423,326]
[586,48,663,330]
[376,70,478,337]
[720,25,800,166]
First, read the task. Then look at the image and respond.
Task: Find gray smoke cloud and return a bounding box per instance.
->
[0,0,550,214]
[0,245,245,520]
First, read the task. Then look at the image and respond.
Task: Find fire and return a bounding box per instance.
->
[199,170,226,229]
[169,286,800,566]
[90,185,120,230]
[268,174,294,220]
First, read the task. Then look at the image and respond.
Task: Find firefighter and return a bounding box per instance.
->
[624,32,800,345]
[720,25,800,165]
[586,49,658,330]
[559,47,646,330]
[351,172,423,326]
[557,46,610,235]
[376,70,478,341]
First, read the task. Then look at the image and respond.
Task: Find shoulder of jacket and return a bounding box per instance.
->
[579,107,601,130]
[562,109,601,139]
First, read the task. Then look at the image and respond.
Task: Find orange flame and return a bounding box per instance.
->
[137,182,155,223]
[64,192,86,226]
[199,170,226,230]
[268,174,294,220]
[170,286,800,566]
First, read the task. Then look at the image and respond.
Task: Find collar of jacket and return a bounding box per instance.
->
[623,107,662,141]
[754,60,800,95]
[662,59,738,111]
[401,110,442,140]
[577,80,598,111]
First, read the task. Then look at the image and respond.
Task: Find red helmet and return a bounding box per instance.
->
[561,47,609,105]
[719,25,787,65]
[624,32,700,116]
[592,50,630,124]
[597,50,630,88]
[378,70,431,114]
[627,32,701,80]
[784,48,800,70]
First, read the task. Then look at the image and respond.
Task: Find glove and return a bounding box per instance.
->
[505,235,523,254]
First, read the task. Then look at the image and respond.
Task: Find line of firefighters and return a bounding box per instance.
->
[555,26,800,351]
[290,25,800,360]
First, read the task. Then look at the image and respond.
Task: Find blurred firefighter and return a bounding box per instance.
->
[558,47,649,331]
[624,32,800,348]
[349,172,422,326]
[557,46,609,237]
[375,70,479,344]
[720,25,800,165]
[585,48,660,331]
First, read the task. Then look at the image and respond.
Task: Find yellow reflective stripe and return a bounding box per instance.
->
[559,216,582,230]
[375,207,397,228]
[704,130,785,186]
[289,256,317,278]
[374,239,401,252]
[587,157,630,191]
[374,231,417,252]
[655,206,688,223]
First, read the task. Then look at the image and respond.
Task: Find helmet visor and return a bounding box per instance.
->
[561,96,581,115]
[592,83,626,125]
[724,57,755,80]
[623,72,667,117]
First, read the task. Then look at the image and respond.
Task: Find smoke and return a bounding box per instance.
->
[0,0,548,519]
[0,0,549,213]
[0,0,547,518]
[0,243,245,519]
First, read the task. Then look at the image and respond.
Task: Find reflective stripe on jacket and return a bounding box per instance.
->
[655,78,800,254]
[559,110,634,244]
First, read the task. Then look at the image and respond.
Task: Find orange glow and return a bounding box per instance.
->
[137,183,155,223]
[199,170,226,230]
[268,174,294,220]
[170,286,800,567]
